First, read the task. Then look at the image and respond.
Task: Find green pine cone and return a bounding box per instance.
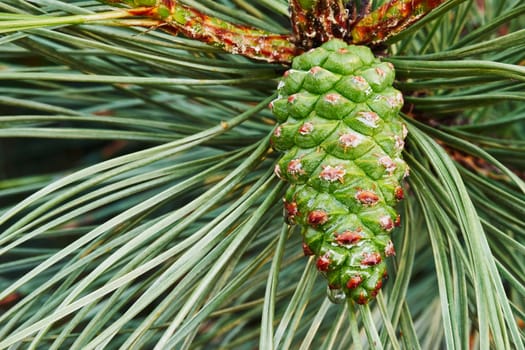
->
[270,39,408,304]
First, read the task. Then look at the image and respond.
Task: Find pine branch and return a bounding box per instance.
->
[0,0,449,63]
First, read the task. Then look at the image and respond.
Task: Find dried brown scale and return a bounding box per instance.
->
[394,214,401,227]
[303,242,315,256]
[308,210,329,226]
[355,190,380,206]
[361,252,382,266]
[385,240,396,256]
[357,293,368,305]
[334,230,363,245]
[347,275,363,289]
[317,254,332,272]
[395,186,404,200]
[379,215,394,231]
[284,200,299,224]
[371,280,383,297]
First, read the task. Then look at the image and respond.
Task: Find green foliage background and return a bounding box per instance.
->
[0,0,524,349]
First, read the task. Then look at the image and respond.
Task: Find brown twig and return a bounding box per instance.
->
[350,0,448,44]
[154,0,300,63]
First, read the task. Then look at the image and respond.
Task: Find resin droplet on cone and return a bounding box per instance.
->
[270,39,408,304]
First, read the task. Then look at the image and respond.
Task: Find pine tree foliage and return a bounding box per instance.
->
[0,0,524,349]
